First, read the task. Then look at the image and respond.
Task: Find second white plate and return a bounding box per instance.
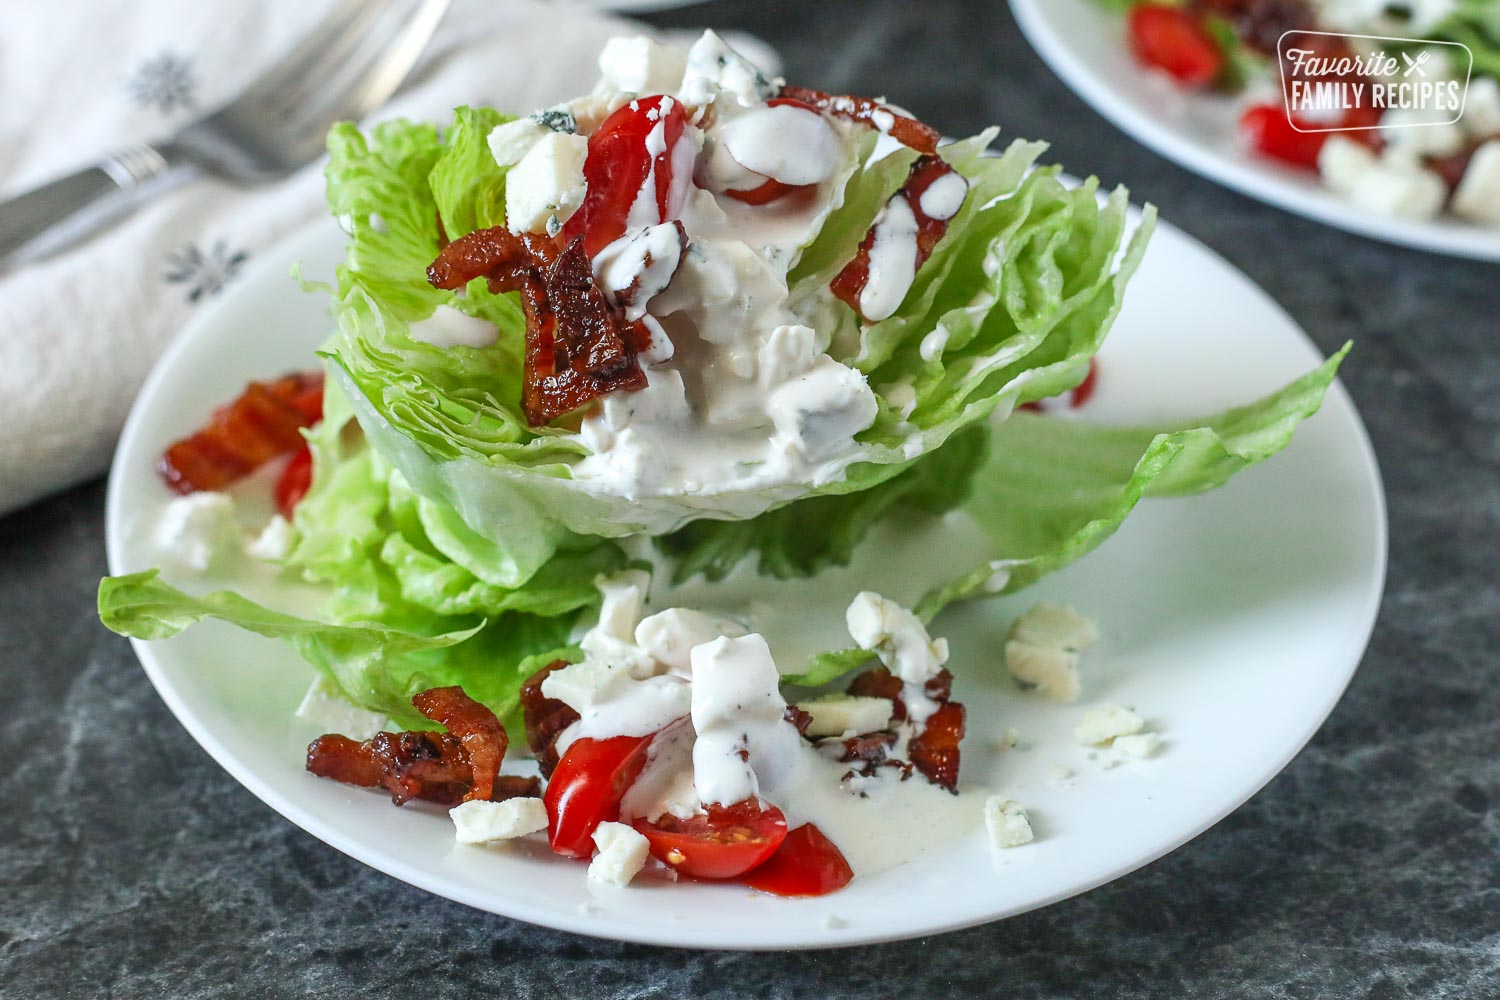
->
[1011,0,1500,261]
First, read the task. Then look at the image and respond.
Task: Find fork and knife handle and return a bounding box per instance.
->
[0,143,183,272]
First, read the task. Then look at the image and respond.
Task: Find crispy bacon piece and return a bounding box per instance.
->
[306,686,532,807]
[307,730,472,807]
[846,666,953,723]
[778,84,941,154]
[427,228,647,426]
[829,155,964,321]
[838,730,897,767]
[783,705,813,736]
[907,701,965,794]
[157,370,324,494]
[492,774,544,801]
[844,665,963,791]
[519,659,581,779]
[411,686,508,803]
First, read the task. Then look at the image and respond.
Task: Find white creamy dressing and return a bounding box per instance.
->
[846,591,949,724]
[407,305,500,349]
[718,104,843,186]
[689,633,802,805]
[593,222,686,322]
[492,31,884,500]
[858,195,920,322]
[540,570,979,876]
[572,172,876,496]
[918,170,968,221]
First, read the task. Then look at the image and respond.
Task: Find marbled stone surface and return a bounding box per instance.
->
[3,1,1498,996]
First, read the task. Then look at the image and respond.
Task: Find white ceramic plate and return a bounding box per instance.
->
[106,212,1385,949]
[1011,0,1500,261]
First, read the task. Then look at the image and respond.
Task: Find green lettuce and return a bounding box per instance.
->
[782,344,1350,687]
[97,570,571,730]
[321,110,1154,580]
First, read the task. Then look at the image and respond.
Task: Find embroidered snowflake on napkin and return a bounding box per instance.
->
[164,241,248,303]
[127,52,197,114]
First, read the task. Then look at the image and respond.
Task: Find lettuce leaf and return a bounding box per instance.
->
[781,344,1350,687]
[322,110,1154,581]
[656,422,991,583]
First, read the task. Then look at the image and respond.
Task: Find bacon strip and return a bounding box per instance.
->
[306,686,535,806]
[519,659,581,779]
[783,705,813,736]
[829,155,965,322]
[847,666,953,723]
[907,701,965,794]
[412,686,508,803]
[307,730,472,807]
[427,229,647,426]
[157,371,324,494]
[778,84,941,155]
[845,665,963,792]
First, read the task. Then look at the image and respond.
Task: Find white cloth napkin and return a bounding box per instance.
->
[0,0,658,517]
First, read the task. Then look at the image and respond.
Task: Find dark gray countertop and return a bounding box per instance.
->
[4,1,1497,996]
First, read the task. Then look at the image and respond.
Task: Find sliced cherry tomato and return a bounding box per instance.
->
[724,177,799,205]
[273,444,313,519]
[1239,102,1328,169]
[742,823,853,897]
[564,95,688,257]
[1127,4,1223,88]
[634,799,789,879]
[544,734,654,859]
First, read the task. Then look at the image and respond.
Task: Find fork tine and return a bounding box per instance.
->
[343,0,452,119]
[171,0,449,179]
[231,0,376,111]
[255,2,396,118]
[282,0,451,135]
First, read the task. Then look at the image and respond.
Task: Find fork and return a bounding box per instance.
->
[0,0,450,269]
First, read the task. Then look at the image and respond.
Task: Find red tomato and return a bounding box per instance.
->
[1239,103,1328,169]
[742,823,854,897]
[634,799,789,879]
[273,444,313,519]
[564,96,688,256]
[544,734,654,859]
[723,177,799,205]
[1127,4,1223,88]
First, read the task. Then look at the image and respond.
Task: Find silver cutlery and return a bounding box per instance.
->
[0,0,450,270]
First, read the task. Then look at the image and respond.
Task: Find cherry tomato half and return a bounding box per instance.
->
[1127,3,1223,88]
[634,799,789,880]
[564,95,688,256]
[544,734,654,859]
[723,177,800,205]
[273,444,313,519]
[1239,103,1328,170]
[742,823,854,897]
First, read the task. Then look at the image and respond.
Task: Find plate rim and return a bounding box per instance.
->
[105,215,1388,950]
[1009,0,1500,262]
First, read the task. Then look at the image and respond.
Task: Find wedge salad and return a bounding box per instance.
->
[99,31,1348,896]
